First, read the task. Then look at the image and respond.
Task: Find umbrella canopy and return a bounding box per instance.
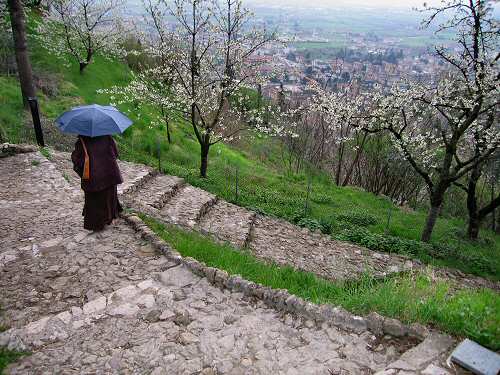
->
[55,104,133,137]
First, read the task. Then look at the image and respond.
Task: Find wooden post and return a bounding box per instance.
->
[27,97,44,147]
[235,166,239,202]
[385,206,392,234]
[304,176,312,216]
[156,137,161,171]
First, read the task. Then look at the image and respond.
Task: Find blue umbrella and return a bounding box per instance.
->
[55,104,133,137]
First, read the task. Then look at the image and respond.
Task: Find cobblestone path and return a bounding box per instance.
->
[0,146,470,374]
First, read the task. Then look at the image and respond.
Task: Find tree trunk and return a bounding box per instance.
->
[467,215,480,239]
[421,202,441,242]
[465,163,481,240]
[8,0,36,108]
[342,132,367,187]
[165,117,171,144]
[200,142,209,178]
[421,186,446,243]
[491,184,496,232]
[79,49,93,73]
[79,61,88,73]
[80,61,89,74]
[497,210,500,234]
[335,143,344,186]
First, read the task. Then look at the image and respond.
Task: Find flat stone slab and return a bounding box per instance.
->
[198,200,255,248]
[160,185,216,228]
[1,277,396,374]
[450,339,500,375]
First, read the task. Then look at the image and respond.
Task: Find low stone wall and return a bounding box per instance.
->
[0,143,38,158]
[122,213,432,342]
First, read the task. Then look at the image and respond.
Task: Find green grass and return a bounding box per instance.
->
[1,14,498,281]
[39,147,51,159]
[0,76,25,143]
[0,318,25,373]
[0,348,25,374]
[142,215,500,350]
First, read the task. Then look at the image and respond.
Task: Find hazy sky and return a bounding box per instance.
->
[248,0,442,9]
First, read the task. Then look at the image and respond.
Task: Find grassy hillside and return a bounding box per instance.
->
[1,20,499,282]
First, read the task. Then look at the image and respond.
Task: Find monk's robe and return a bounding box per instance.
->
[71,135,123,231]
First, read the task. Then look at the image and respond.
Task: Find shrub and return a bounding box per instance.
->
[336,210,378,227]
[319,217,335,235]
[297,218,323,232]
[334,226,425,257]
[334,227,496,275]
[311,193,334,204]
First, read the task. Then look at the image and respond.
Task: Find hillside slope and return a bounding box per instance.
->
[1,22,499,281]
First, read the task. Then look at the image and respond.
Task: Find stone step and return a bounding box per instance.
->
[128,174,185,210]
[249,216,415,282]
[0,266,407,374]
[49,151,156,197]
[117,160,155,196]
[198,200,256,248]
[159,185,217,228]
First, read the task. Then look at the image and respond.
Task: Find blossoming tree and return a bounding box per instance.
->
[38,0,125,73]
[144,0,280,177]
[307,80,373,187]
[98,0,189,145]
[366,0,499,242]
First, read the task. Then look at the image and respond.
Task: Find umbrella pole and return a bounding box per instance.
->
[28,97,45,147]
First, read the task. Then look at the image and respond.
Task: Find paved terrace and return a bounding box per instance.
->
[0,145,473,374]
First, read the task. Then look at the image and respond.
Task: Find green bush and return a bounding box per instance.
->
[334,226,496,275]
[311,193,334,204]
[297,217,323,232]
[336,210,378,227]
[334,226,425,257]
[319,217,335,235]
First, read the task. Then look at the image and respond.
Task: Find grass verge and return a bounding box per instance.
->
[141,214,500,350]
[1,13,498,280]
[0,321,25,374]
[0,348,25,375]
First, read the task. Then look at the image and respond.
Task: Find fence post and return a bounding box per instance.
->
[304,176,312,216]
[156,137,161,172]
[385,206,392,234]
[235,166,239,203]
[27,97,44,147]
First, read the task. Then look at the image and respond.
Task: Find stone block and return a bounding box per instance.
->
[109,303,140,317]
[422,364,451,375]
[159,265,197,288]
[383,317,407,337]
[408,322,429,340]
[111,285,140,302]
[56,311,72,325]
[366,312,384,336]
[82,296,107,315]
[396,333,455,370]
[136,294,156,309]
[450,339,500,375]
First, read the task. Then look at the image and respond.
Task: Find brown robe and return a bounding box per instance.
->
[71,135,123,231]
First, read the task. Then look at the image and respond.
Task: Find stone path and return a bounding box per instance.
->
[0,146,459,374]
[97,158,415,282]
[105,152,496,290]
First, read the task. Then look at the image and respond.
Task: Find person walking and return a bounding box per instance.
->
[71,135,123,231]
[55,104,133,231]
